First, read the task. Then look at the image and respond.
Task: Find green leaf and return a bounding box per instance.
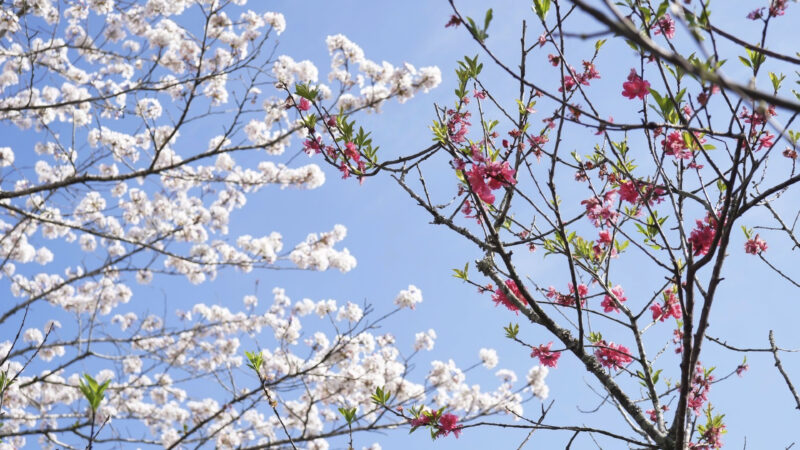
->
[294,83,319,101]
[745,48,766,71]
[483,8,493,31]
[79,374,110,412]
[370,386,392,405]
[504,323,519,339]
[769,72,786,93]
[738,56,752,68]
[639,6,652,26]
[656,0,669,18]
[532,0,551,20]
[652,369,662,384]
[452,262,469,281]
[595,39,607,51]
[338,407,357,424]
[245,350,264,373]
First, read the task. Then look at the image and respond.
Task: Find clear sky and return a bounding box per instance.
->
[4,1,800,449]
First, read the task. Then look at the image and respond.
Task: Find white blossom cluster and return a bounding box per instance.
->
[324,34,442,111]
[0,286,541,448]
[0,1,514,449]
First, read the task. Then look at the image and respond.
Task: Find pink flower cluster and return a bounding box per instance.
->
[652,14,676,39]
[618,180,639,204]
[740,105,776,127]
[744,234,767,255]
[530,342,561,368]
[492,279,527,312]
[687,362,714,415]
[581,191,619,227]
[747,0,789,19]
[663,131,691,159]
[690,422,726,450]
[297,97,312,111]
[594,340,633,370]
[662,131,707,160]
[650,287,682,321]
[466,160,517,204]
[688,214,719,256]
[618,179,666,206]
[646,405,670,422]
[447,109,471,144]
[338,141,365,179]
[621,69,650,100]
[410,412,462,439]
[546,283,588,307]
[593,230,618,260]
[558,60,602,93]
[600,285,627,314]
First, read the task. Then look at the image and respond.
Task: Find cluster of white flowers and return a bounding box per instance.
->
[526,366,550,399]
[324,34,442,110]
[393,284,423,309]
[480,348,499,369]
[289,225,357,272]
[0,1,459,448]
[413,329,437,351]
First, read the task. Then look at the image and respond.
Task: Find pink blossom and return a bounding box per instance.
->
[484,161,517,189]
[492,279,527,312]
[756,132,775,151]
[652,15,676,39]
[531,342,561,368]
[467,166,495,204]
[744,234,767,255]
[339,162,351,179]
[769,0,789,16]
[582,60,601,80]
[687,362,713,415]
[445,15,461,27]
[303,136,322,155]
[618,180,639,204]
[546,283,588,307]
[410,415,431,427]
[747,7,765,19]
[663,131,692,159]
[673,328,684,354]
[651,288,682,321]
[437,413,462,438]
[621,69,650,100]
[646,405,669,422]
[736,363,749,377]
[600,285,626,313]
[783,148,798,159]
[581,192,619,227]
[740,105,776,127]
[688,215,719,256]
[446,110,471,144]
[298,97,311,111]
[344,141,360,161]
[466,161,516,204]
[594,341,633,370]
[598,230,613,245]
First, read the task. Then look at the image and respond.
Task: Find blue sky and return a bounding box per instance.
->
[4,0,800,448]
